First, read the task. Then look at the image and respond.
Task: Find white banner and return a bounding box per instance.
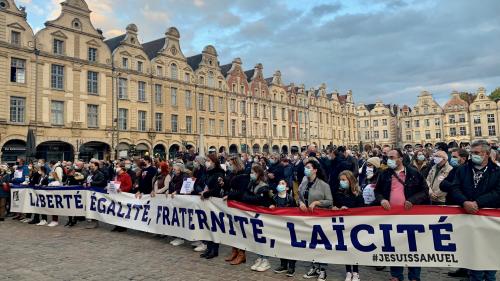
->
[10,186,500,270]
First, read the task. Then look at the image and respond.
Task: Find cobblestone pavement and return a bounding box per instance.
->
[0,218,492,281]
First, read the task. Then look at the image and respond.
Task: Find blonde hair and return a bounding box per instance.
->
[339,170,361,196]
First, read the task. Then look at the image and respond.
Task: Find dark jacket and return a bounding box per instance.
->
[272,193,296,208]
[267,163,284,191]
[168,172,186,194]
[89,169,107,188]
[328,155,353,195]
[29,172,41,186]
[192,166,207,195]
[226,170,251,200]
[202,166,225,199]
[374,165,429,205]
[440,166,460,205]
[447,160,500,208]
[38,175,49,186]
[241,181,274,207]
[333,190,365,208]
[138,166,157,194]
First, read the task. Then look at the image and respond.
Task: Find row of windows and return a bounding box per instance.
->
[363,130,389,140]
[361,119,388,127]
[405,130,443,141]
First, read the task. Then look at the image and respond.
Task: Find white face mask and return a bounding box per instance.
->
[366,167,374,179]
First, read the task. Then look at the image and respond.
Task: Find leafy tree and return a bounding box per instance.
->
[490,87,500,101]
[459,92,476,104]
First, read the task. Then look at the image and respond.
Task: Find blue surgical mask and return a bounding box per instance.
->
[250,173,257,181]
[417,155,426,161]
[339,180,349,190]
[387,159,397,169]
[471,154,484,165]
[450,158,460,167]
[276,185,286,193]
[304,168,312,177]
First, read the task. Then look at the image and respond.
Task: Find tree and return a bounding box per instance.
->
[459,92,476,104]
[490,87,500,101]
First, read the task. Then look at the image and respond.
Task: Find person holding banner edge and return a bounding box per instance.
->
[375,149,429,281]
[298,159,333,281]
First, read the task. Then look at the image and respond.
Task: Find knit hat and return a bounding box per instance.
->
[367,157,381,169]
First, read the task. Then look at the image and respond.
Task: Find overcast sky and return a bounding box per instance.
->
[17,0,500,106]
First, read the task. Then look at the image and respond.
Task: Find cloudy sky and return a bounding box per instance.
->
[16,0,500,106]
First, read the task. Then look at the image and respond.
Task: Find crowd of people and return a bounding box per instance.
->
[1,140,499,281]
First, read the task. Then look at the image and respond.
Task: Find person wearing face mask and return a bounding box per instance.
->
[411,150,431,179]
[448,140,500,281]
[267,154,283,191]
[362,157,381,206]
[299,160,332,281]
[375,149,428,281]
[332,170,364,281]
[191,156,207,196]
[136,156,157,199]
[240,153,252,174]
[168,163,188,246]
[222,156,251,264]
[151,162,171,198]
[426,151,452,205]
[271,179,297,277]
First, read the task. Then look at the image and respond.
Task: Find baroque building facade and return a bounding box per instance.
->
[0,0,359,162]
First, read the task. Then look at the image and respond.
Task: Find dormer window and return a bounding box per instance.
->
[122,57,128,69]
[53,39,64,55]
[88,47,97,62]
[11,31,21,46]
[156,66,163,76]
[137,61,143,73]
[170,63,178,80]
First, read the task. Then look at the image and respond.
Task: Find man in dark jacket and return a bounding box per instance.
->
[137,156,157,198]
[447,140,499,280]
[374,149,429,281]
[328,146,354,195]
[87,161,107,188]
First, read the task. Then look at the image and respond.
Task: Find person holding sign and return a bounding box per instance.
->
[333,171,364,281]
[151,162,171,197]
[298,160,332,281]
[168,163,188,247]
[199,154,225,260]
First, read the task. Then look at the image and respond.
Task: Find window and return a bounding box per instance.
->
[449,115,456,124]
[208,95,215,112]
[436,130,441,139]
[425,130,431,139]
[51,64,64,89]
[263,124,268,137]
[137,61,143,73]
[229,99,236,113]
[487,114,495,123]
[240,101,246,115]
[118,108,128,130]
[170,114,178,133]
[209,119,215,135]
[241,120,247,136]
[138,111,147,131]
[184,72,190,82]
[253,103,258,117]
[282,126,286,138]
[11,31,21,46]
[154,84,162,105]
[406,132,411,141]
[122,57,128,68]
[382,119,387,126]
[10,58,25,83]
[415,131,420,141]
[434,118,440,126]
[373,120,378,127]
[240,85,245,94]
[198,93,204,110]
[488,125,496,136]
[364,131,370,140]
[186,116,193,133]
[405,120,411,129]
[218,97,224,112]
[185,90,192,109]
[475,126,482,137]
[282,108,286,121]
[460,126,466,136]
[414,120,420,127]
[118,78,127,99]
[231,120,236,136]
[272,106,277,120]
[10,97,25,123]
[155,113,163,132]
[219,120,224,135]
[459,114,466,123]
[51,101,64,125]
[138,81,146,102]
[170,64,178,80]
[156,66,163,77]
[273,125,277,136]
[87,71,98,94]
[53,39,64,55]
[171,87,177,106]
[199,118,205,134]
[424,119,430,127]
[364,120,369,127]
[450,128,457,137]
[87,104,98,128]
[383,130,388,139]
[373,131,379,139]
[218,81,222,90]
[263,105,267,118]
[473,115,481,124]
[207,72,214,88]
[88,48,97,62]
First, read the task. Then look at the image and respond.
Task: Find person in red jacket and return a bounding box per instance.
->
[115,163,132,193]
[112,163,132,232]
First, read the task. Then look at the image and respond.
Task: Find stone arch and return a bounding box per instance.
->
[229,144,238,154]
[1,139,27,163]
[36,141,74,162]
[79,141,111,162]
[168,144,181,159]
[252,144,260,154]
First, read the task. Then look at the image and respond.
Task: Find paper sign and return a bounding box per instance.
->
[180,178,196,194]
